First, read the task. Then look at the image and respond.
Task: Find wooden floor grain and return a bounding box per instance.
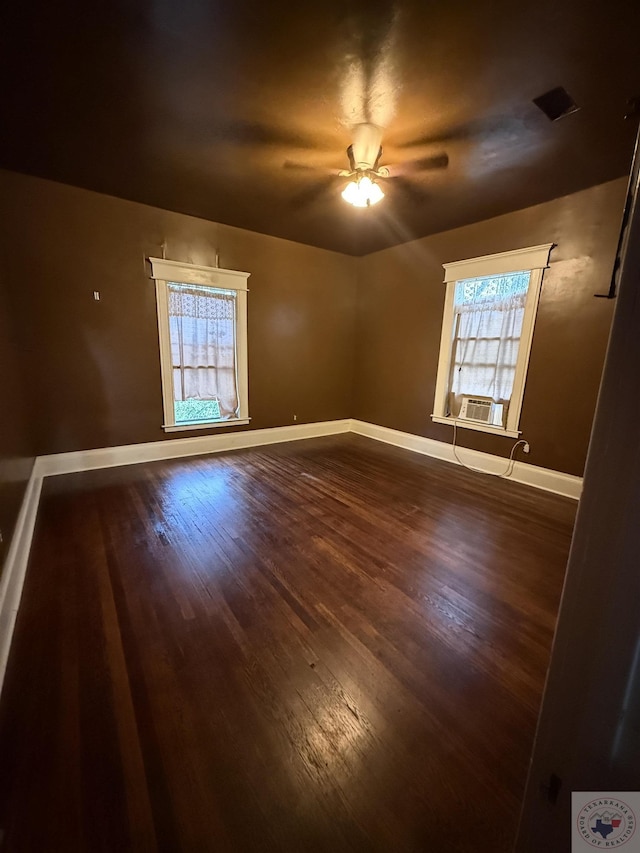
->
[0,435,576,852]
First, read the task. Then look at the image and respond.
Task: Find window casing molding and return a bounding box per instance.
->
[149,257,250,432]
[432,243,553,438]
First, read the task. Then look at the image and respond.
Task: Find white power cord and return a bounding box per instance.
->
[452,421,529,479]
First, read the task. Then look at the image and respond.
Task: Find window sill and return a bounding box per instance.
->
[163,418,251,433]
[431,415,520,439]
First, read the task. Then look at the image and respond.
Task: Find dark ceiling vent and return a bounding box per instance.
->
[533,87,580,121]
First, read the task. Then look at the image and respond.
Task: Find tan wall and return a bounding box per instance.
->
[0,169,622,480]
[354,179,625,476]
[0,267,35,571]
[0,170,358,456]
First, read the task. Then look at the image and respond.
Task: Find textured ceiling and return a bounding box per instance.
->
[1,0,639,255]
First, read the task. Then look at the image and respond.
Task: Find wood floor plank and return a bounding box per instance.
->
[0,435,576,852]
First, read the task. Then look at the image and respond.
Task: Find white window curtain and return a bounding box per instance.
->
[448,272,530,419]
[168,283,239,419]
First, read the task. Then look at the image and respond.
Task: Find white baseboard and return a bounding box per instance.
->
[0,466,43,700]
[34,419,352,477]
[350,420,582,500]
[34,417,582,498]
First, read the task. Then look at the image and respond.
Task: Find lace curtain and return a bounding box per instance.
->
[168,283,239,419]
[448,272,530,420]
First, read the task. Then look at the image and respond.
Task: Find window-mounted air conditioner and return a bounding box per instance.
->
[458,396,495,424]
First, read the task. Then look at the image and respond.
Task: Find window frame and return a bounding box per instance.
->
[149,257,250,432]
[431,243,553,438]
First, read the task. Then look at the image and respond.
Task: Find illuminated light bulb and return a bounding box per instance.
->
[358,175,373,195]
[341,174,385,207]
[367,181,384,205]
[341,181,361,206]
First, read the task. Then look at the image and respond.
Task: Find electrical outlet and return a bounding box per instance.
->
[293,414,297,421]
[523,442,530,453]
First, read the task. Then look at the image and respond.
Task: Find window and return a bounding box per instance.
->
[149,258,250,432]
[432,244,553,438]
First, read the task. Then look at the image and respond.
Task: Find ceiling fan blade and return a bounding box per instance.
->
[183,119,328,150]
[290,176,340,207]
[283,160,328,172]
[398,126,472,149]
[386,153,449,175]
[397,116,520,150]
[391,176,430,205]
[408,153,449,171]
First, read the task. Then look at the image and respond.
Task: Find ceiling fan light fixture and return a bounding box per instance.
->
[341,174,384,208]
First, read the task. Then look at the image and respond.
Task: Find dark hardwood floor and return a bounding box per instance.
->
[0,435,576,852]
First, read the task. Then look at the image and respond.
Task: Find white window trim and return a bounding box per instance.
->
[149,257,250,432]
[431,243,553,437]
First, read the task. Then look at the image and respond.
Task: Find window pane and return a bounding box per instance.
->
[449,270,530,417]
[174,399,221,423]
[454,271,530,307]
[167,282,239,422]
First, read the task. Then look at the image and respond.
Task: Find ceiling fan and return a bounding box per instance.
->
[338,123,389,207]
[285,122,450,208]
